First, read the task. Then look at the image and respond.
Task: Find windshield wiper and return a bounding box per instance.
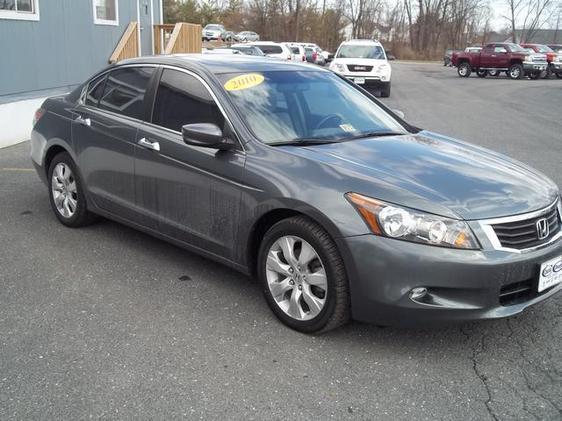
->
[347,131,405,140]
[269,138,342,146]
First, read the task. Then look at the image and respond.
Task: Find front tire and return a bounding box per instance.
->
[457,62,471,77]
[488,69,499,77]
[258,216,350,333]
[508,63,523,80]
[48,152,97,227]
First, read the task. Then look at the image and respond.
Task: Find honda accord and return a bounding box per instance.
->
[31,55,562,332]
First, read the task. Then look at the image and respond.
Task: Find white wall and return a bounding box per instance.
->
[0,97,46,149]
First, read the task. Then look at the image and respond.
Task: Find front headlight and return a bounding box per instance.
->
[346,193,480,249]
[331,63,345,72]
[377,63,388,72]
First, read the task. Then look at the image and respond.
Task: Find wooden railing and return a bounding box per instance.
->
[153,24,176,55]
[163,23,202,54]
[109,22,139,63]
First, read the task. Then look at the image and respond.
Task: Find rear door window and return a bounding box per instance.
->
[84,74,107,107]
[99,67,155,119]
[257,45,283,55]
[151,69,225,132]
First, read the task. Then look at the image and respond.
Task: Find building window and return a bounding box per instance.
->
[93,0,119,26]
[0,0,40,21]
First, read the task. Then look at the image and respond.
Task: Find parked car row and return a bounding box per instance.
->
[204,38,394,98]
[450,42,561,79]
[202,24,260,42]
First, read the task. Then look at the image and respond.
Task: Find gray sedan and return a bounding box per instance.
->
[30,56,562,333]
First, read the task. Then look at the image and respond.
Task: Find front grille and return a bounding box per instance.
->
[492,205,560,250]
[347,65,373,72]
[499,279,535,305]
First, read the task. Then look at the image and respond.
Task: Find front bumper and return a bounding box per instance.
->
[344,75,389,88]
[523,62,547,72]
[337,234,562,326]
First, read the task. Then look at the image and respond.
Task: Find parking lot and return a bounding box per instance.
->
[1,61,560,420]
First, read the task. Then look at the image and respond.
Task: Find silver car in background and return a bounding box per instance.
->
[202,24,225,41]
[237,31,260,42]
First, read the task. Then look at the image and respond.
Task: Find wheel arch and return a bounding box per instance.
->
[245,204,344,278]
[44,144,70,177]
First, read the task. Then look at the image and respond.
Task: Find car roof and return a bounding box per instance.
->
[342,39,382,46]
[249,41,283,45]
[117,54,324,75]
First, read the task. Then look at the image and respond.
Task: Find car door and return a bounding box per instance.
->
[134,67,246,260]
[479,45,496,67]
[72,66,156,218]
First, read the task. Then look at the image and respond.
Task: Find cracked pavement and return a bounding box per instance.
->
[0,62,561,419]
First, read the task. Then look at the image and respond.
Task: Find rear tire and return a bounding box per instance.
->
[508,63,523,80]
[380,82,391,98]
[556,72,562,79]
[528,71,541,80]
[258,216,350,333]
[488,69,499,77]
[476,69,487,78]
[457,62,471,77]
[48,152,97,228]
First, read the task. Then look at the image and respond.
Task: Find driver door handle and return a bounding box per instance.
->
[75,116,91,127]
[138,137,160,152]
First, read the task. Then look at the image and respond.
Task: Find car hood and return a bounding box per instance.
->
[282,131,558,220]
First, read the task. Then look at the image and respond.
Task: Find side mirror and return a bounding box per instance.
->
[388,55,396,61]
[182,123,236,150]
[392,109,405,120]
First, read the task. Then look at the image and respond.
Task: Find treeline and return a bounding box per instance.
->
[164,0,560,58]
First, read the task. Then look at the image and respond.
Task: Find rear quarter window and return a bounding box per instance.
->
[257,45,283,55]
[84,74,107,107]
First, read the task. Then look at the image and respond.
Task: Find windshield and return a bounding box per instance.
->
[536,45,553,53]
[206,25,223,31]
[507,43,526,52]
[218,71,407,145]
[337,45,385,59]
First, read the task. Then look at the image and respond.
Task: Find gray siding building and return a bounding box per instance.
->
[0,0,163,101]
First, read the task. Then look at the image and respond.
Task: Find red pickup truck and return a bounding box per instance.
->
[520,43,562,78]
[452,42,548,80]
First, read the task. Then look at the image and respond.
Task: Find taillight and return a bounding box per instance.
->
[33,108,45,126]
[312,52,317,61]
[302,55,305,61]
[288,55,292,60]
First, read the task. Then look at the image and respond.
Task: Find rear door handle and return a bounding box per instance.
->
[75,116,91,126]
[137,137,160,152]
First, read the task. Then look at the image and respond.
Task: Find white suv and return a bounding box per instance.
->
[330,39,392,97]
[247,42,292,61]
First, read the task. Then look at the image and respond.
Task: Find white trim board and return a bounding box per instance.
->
[0,97,47,149]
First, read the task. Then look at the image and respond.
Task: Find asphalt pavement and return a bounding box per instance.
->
[0,62,560,420]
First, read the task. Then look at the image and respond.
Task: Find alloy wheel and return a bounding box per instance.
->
[51,163,78,218]
[265,235,328,321]
[510,67,521,79]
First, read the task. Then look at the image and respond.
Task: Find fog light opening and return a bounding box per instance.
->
[410,287,428,301]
